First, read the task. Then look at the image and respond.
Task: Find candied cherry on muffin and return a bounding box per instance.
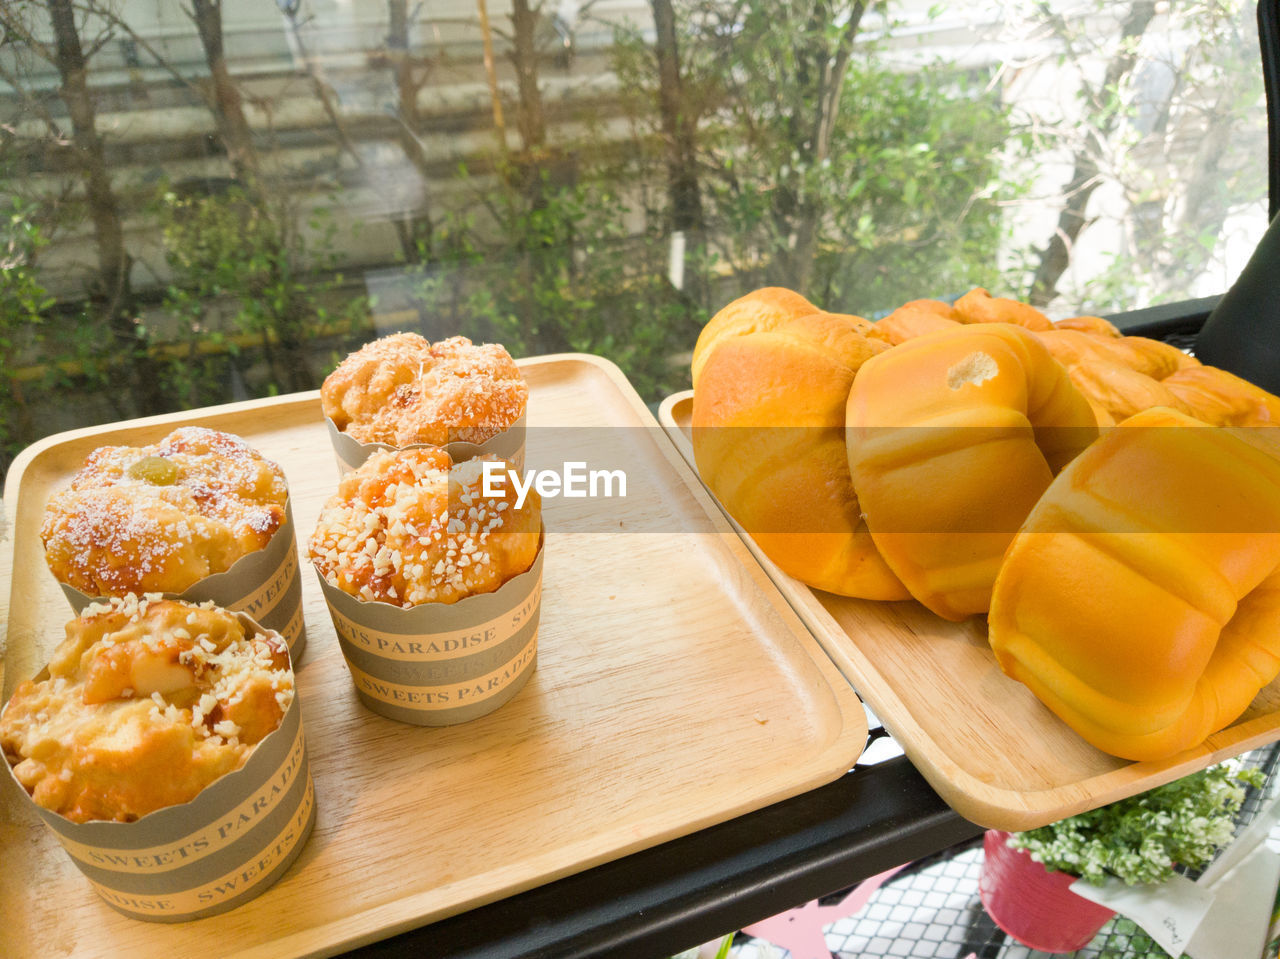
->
[308,447,541,608]
[40,427,289,597]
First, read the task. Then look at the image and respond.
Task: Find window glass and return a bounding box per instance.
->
[0,0,1268,475]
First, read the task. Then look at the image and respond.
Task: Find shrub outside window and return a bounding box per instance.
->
[0,0,1268,476]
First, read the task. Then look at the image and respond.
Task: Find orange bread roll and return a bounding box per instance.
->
[690,288,820,388]
[898,298,959,319]
[1069,331,1197,381]
[953,288,1055,332]
[1052,314,1121,337]
[988,407,1280,761]
[690,287,889,387]
[1163,365,1280,427]
[1049,356,1187,426]
[845,323,1098,620]
[693,310,908,599]
[1036,329,1201,426]
[876,301,962,345]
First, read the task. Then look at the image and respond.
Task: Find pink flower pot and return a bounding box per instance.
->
[979,829,1117,953]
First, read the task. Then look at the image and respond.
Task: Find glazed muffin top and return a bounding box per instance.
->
[41,427,289,597]
[308,447,542,607]
[320,333,528,447]
[0,596,293,823]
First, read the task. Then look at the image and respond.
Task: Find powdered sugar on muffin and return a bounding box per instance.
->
[320,334,528,447]
[41,427,289,597]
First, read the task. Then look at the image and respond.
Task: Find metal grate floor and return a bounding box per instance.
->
[725,741,1280,959]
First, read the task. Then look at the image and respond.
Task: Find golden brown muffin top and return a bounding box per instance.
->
[309,447,541,607]
[0,596,293,823]
[41,427,289,597]
[321,333,528,447]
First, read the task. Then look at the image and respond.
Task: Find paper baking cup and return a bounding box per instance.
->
[324,412,526,476]
[1,613,316,923]
[58,501,307,661]
[315,537,544,726]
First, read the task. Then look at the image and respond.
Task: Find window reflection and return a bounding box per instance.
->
[0,0,1267,476]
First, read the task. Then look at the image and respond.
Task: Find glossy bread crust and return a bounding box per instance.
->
[693,304,908,600]
[988,407,1280,761]
[845,322,1099,620]
[871,288,1279,429]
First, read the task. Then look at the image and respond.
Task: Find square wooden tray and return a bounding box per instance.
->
[659,390,1280,831]
[0,355,867,958]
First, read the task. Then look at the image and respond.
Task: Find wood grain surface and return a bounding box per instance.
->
[0,356,866,958]
[659,389,1280,830]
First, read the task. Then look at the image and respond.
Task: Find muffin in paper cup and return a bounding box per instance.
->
[0,597,315,922]
[309,447,544,726]
[320,333,527,475]
[39,427,307,659]
[325,413,527,478]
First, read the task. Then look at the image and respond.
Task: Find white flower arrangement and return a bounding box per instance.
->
[1007,762,1264,886]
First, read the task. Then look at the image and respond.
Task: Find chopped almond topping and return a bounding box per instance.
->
[309,448,541,607]
[0,597,293,824]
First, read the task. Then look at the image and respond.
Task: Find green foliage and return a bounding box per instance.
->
[405,164,707,400]
[1008,762,1263,886]
[667,935,735,959]
[0,187,136,477]
[3,0,1267,465]
[807,60,1015,311]
[0,195,54,327]
[154,184,370,404]
[611,0,1023,318]
[0,191,54,472]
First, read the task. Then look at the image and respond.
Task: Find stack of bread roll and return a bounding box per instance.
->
[692,286,1280,762]
[876,288,1280,428]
